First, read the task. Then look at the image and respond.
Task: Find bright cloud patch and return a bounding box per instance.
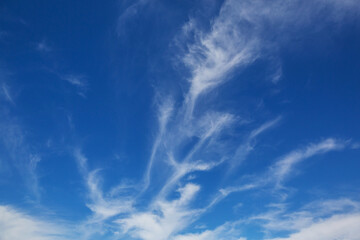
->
[0,206,70,240]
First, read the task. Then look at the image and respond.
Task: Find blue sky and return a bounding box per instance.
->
[1,0,360,239]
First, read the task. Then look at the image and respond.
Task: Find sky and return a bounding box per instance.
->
[0,0,360,239]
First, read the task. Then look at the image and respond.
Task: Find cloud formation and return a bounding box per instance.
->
[0,206,70,240]
[268,214,360,240]
[1,83,15,104]
[118,184,201,240]
[70,0,359,238]
[1,0,359,239]
[74,149,134,221]
[178,0,360,117]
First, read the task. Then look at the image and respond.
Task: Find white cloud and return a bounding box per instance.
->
[139,0,359,216]
[229,117,282,170]
[143,97,174,191]
[63,75,86,87]
[268,214,360,240]
[36,40,51,52]
[157,155,220,201]
[1,83,15,104]
[0,205,70,240]
[218,138,348,201]
[303,198,360,215]
[269,138,346,186]
[73,149,133,221]
[28,154,42,199]
[61,75,88,97]
[153,112,234,200]
[251,198,360,235]
[270,64,282,84]
[117,183,201,240]
[249,117,281,139]
[60,1,360,239]
[0,113,42,198]
[182,0,261,117]
[117,0,150,35]
[0,69,16,104]
[179,0,359,117]
[174,198,360,240]
[174,221,246,240]
[85,170,134,221]
[182,112,235,163]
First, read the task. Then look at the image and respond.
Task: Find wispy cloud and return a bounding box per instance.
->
[179,198,360,240]
[251,198,359,232]
[268,213,360,240]
[269,138,346,187]
[228,117,282,171]
[0,205,72,240]
[156,154,221,201]
[177,0,359,118]
[148,110,235,204]
[73,149,134,222]
[220,138,348,197]
[61,75,88,97]
[174,220,247,240]
[0,69,16,104]
[255,198,360,240]
[0,0,357,239]
[117,0,150,36]
[28,154,42,199]
[143,97,174,191]
[36,39,52,52]
[181,1,260,117]
[24,0,358,239]
[1,83,15,104]
[0,113,42,199]
[117,183,201,240]
[63,75,87,88]
[105,0,359,238]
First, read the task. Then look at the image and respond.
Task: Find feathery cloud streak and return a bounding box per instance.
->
[74,149,134,221]
[220,138,347,197]
[180,0,360,117]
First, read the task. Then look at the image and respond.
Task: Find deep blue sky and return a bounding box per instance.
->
[0,0,360,239]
